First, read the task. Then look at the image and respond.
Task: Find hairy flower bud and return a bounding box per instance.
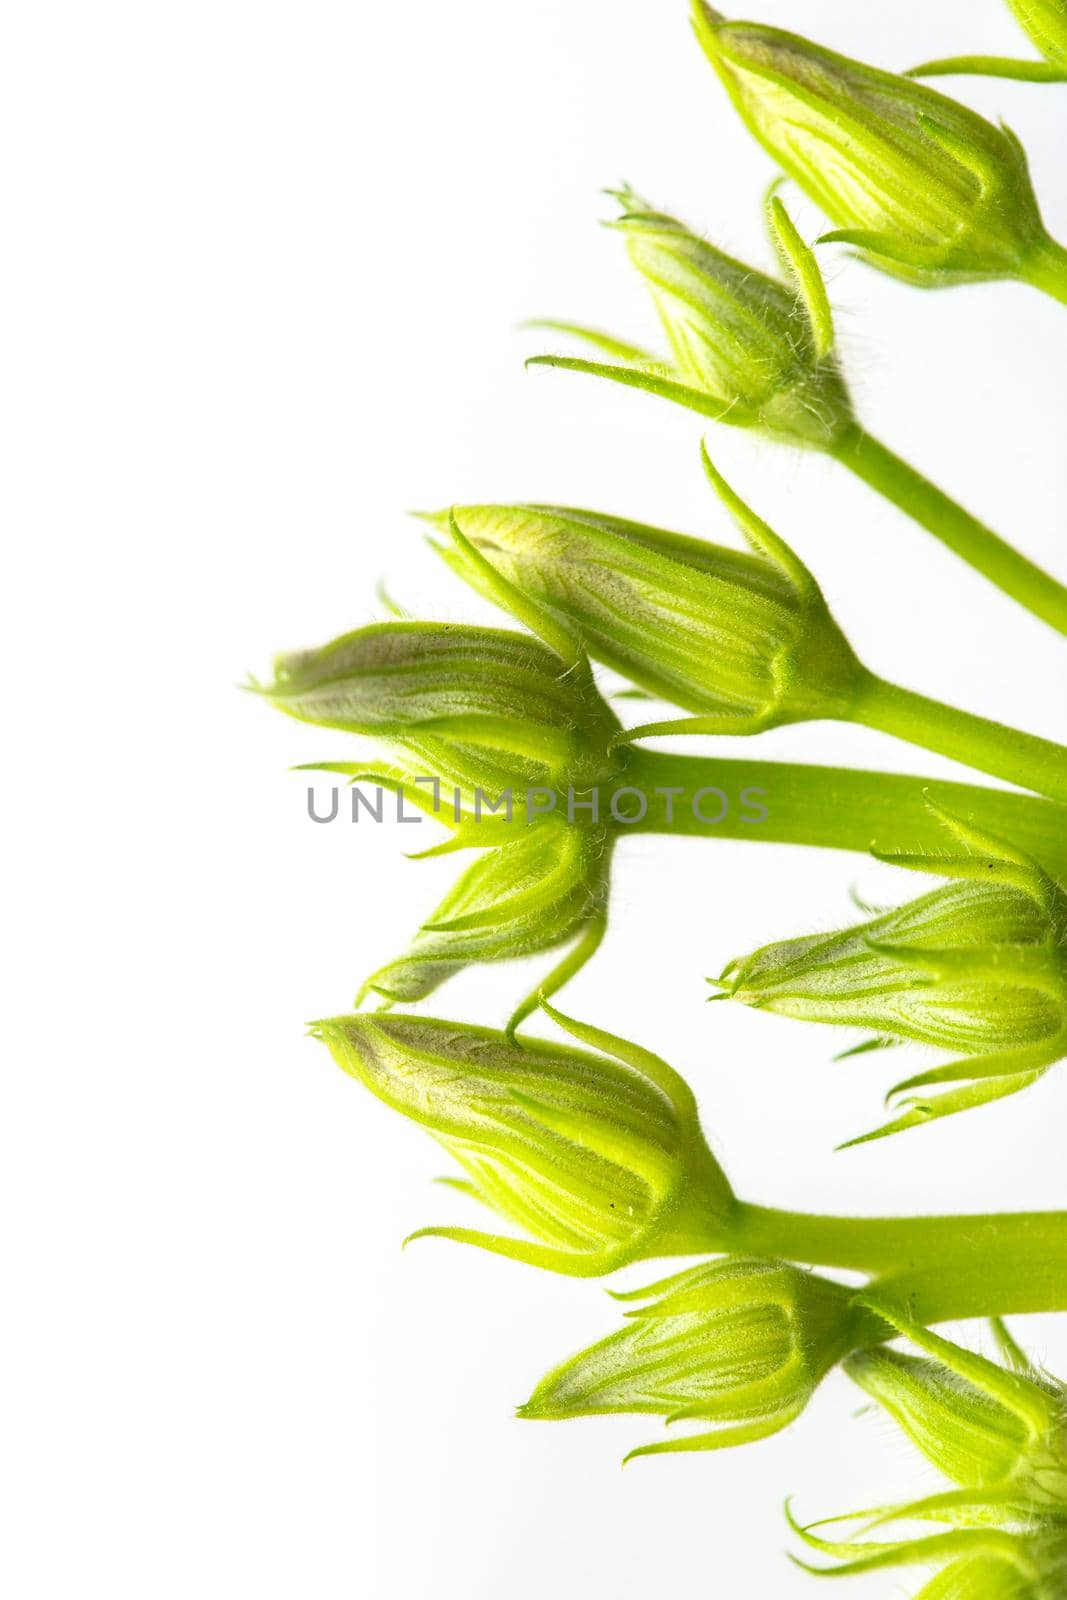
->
[359,813,613,1009]
[257,619,617,787]
[845,1308,1067,1522]
[692,3,1067,294]
[796,1312,1067,1597]
[253,611,625,1023]
[312,1007,735,1277]
[521,1257,869,1459]
[714,811,1067,1141]
[427,447,864,742]
[528,189,854,448]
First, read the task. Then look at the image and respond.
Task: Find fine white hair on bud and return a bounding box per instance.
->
[845,1302,1067,1521]
[525,187,855,449]
[794,1303,1067,1598]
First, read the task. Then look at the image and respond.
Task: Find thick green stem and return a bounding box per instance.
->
[849,672,1067,803]
[830,424,1067,637]
[729,1200,1067,1321]
[1023,232,1067,308]
[616,751,1067,876]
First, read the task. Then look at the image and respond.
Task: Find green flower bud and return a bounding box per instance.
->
[359,813,613,1011]
[714,811,1067,1141]
[528,189,854,449]
[253,604,626,1024]
[256,618,618,787]
[312,1006,735,1277]
[521,1256,869,1459]
[692,4,1067,295]
[427,446,865,741]
[845,1305,1067,1522]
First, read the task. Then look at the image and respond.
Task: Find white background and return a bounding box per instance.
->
[5,2,1067,1594]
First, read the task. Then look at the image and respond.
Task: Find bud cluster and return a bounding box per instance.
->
[253,607,625,1021]
[247,2,1067,1593]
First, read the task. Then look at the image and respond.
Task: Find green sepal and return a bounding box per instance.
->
[526,352,757,426]
[908,56,1067,83]
[358,818,614,1006]
[767,195,835,360]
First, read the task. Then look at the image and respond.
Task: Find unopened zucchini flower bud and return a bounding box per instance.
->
[844,1304,1067,1523]
[911,1,1067,85]
[258,617,617,789]
[430,454,1067,804]
[793,1305,1067,1598]
[312,1005,736,1277]
[252,598,625,1027]
[692,4,1067,302]
[521,1256,873,1460]
[713,809,1067,1141]
[528,188,854,449]
[427,447,865,742]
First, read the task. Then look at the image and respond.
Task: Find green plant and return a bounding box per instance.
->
[253,3,1067,1592]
